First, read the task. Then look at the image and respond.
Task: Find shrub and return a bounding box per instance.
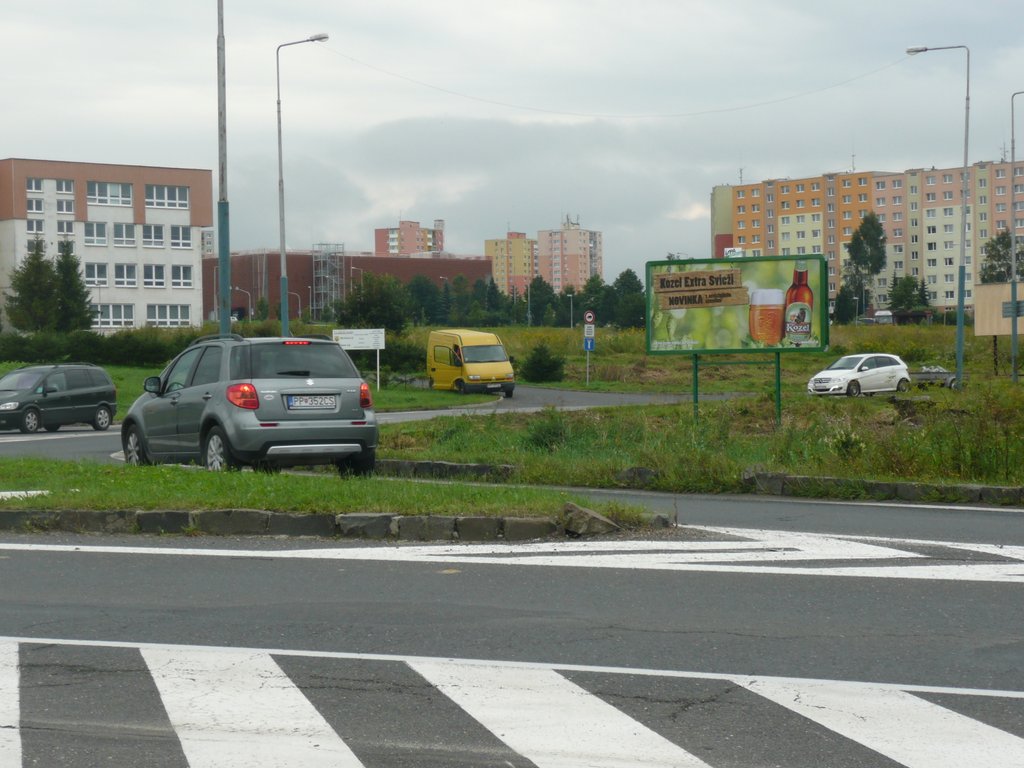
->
[520,342,566,383]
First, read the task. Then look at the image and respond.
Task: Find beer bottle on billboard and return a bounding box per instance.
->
[784,260,813,345]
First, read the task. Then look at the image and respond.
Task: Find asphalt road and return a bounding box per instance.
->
[2,506,1023,766]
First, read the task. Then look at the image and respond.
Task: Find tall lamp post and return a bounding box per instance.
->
[906,44,970,389]
[232,286,252,320]
[288,290,302,320]
[1012,90,1024,383]
[277,32,328,336]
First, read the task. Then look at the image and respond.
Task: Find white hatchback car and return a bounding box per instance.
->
[807,353,911,396]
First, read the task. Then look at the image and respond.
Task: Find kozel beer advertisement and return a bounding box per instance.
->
[646,255,829,354]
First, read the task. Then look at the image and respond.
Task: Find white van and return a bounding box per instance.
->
[426,329,515,397]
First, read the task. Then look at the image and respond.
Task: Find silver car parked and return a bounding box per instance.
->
[807,353,911,397]
[121,334,377,474]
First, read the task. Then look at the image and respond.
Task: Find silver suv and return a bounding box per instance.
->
[121,334,377,474]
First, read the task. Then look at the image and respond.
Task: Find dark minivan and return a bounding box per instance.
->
[0,363,117,433]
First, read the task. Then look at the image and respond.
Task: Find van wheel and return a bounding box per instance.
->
[504,388,514,398]
[19,408,41,434]
[92,405,112,431]
[846,381,861,397]
[455,379,465,394]
[428,377,434,390]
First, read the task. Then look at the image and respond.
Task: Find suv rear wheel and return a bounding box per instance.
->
[123,424,152,466]
[203,426,242,471]
[336,448,376,477]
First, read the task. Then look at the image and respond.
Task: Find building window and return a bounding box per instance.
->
[171,265,193,288]
[147,304,190,327]
[26,219,43,234]
[169,225,192,248]
[57,220,74,236]
[145,184,189,209]
[92,303,134,328]
[113,223,136,246]
[143,264,166,287]
[84,263,108,286]
[56,198,74,214]
[115,263,137,287]
[26,198,43,213]
[26,177,42,192]
[142,225,164,247]
[84,222,107,245]
[87,181,132,206]
[56,179,74,194]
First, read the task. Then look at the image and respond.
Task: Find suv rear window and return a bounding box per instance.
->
[229,342,359,379]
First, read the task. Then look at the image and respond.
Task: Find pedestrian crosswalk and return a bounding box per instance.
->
[2,637,1023,767]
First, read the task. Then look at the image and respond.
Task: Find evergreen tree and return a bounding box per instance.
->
[54,239,94,332]
[5,238,58,332]
[843,212,887,309]
[979,229,1024,283]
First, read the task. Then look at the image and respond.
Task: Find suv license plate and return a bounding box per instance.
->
[286,394,336,410]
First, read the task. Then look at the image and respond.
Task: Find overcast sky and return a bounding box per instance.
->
[4,1,1023,282]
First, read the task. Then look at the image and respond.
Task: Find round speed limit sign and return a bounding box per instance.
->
[583,310,596,324]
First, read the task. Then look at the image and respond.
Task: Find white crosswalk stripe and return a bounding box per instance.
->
[2,638,1023,767]
[142,647,363,768]
[410,660,713,767]
[0,641,20,766]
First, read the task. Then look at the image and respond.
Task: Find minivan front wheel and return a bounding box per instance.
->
[203,427,242,471]
[846,380,861,397]
[19,408,41,434]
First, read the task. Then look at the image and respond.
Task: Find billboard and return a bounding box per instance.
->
[646,255,829,354]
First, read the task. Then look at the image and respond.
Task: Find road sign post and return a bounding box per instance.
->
[582,311,596,384]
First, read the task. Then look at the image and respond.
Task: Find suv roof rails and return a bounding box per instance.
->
[188,333,245,346]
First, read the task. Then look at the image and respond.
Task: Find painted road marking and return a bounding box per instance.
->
[1,527,1022,582]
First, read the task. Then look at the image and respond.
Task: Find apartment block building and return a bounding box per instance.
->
[536,216,603,293]
[0,158,212,330]
[484,231,537,296]
[373,219,445,256]
[711,160,1024,314]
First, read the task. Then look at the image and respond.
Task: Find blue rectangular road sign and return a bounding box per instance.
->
[584,337,595,352]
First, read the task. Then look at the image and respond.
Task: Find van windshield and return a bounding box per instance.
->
[462,345,508,363]
[0,371,44,391]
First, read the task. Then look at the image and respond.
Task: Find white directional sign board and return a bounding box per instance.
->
[333,328,386,350]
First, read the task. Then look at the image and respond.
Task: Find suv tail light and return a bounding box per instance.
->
[359,382,373,409]
[226,382,259,410]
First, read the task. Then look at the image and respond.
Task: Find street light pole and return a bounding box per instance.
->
[277,32,328,336]
[232,286,252,320]
[288,290,302,320]
[1012,90,1023,383]
[907,44,970,389]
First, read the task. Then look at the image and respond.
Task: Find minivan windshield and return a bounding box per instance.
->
[462,344,508,363]
[826,355,864,371]
[0,370,44,391]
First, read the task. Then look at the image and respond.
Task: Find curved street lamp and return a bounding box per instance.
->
[906,44,970,389]
[277,32,328,335]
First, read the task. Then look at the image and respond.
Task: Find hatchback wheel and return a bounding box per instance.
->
[92,405,112,431]
[19,408,41,434]
[123,424,152,466]
[846,380,861,397]
[896,378,910,393]
[203,426,242,471]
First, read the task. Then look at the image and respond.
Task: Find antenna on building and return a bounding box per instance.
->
[739,168,743,184]
[851,153,856,172]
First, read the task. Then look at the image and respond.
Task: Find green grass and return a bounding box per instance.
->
[0,458,649,526]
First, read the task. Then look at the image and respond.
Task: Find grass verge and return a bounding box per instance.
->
[0,459,650,527]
